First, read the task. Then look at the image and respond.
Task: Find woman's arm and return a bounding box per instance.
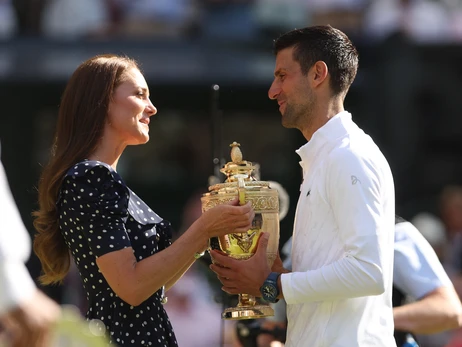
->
[97,201,253,306]
[165,258,196,291]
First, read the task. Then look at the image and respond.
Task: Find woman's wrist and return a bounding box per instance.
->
[194,238,209,259]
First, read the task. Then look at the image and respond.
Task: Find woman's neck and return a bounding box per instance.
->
[88,144,124,170]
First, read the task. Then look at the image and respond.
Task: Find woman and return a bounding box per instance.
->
[32,54,254,346]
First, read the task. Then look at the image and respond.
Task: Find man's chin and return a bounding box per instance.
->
[281,116,294,129]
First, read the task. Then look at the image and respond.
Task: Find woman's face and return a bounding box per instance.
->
[106,67,157,146]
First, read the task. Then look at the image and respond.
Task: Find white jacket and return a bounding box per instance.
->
[281,111,396,347]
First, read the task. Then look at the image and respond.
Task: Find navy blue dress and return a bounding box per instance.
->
[58,160,177,346]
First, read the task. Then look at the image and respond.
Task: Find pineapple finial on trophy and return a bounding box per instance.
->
[221,142,256,182]
[230,142,243,163]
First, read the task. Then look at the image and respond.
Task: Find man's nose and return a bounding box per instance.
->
[268,81,280,100]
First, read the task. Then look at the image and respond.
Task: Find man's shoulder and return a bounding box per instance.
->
[325,143,385,172]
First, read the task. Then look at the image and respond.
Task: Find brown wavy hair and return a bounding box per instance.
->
[33,54,139,285]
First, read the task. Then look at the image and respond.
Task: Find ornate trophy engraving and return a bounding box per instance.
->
[201,142,280,320]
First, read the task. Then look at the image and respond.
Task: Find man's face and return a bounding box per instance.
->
[268,47,316,131]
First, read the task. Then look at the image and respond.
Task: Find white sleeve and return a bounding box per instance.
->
[0,159,36,315]
[282,148,395,302]
[281,237,293,270]
[393,221,452,299]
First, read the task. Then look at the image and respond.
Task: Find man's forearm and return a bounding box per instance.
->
[281,255,386,304]
[393,287,462,334]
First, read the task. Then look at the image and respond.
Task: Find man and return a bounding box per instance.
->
[210,25,396,346]
[0,151,60,346]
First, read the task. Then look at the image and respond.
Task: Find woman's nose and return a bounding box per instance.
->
[146,99,157,116]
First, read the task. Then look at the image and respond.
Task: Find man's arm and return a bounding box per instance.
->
[394,286,462,334]
[393,221,462,335]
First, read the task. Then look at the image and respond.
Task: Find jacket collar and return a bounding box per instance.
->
[296,111,353,172]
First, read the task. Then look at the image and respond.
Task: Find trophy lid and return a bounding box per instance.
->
[203,142,279,214]
[207,142,272,193]
[220,142,257,183]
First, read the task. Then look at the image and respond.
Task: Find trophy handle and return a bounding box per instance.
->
[237,176,246,205]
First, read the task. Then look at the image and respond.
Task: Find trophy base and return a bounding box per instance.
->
[222,304,274,320]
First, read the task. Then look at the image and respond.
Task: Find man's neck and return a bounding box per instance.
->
[302,99,344,141]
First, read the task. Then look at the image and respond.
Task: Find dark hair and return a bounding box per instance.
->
[33,54,139,285]
[274,25,359,96]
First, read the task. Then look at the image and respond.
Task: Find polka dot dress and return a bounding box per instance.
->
[58,160,178,346]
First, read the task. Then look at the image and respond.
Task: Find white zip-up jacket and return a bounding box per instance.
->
[281,111,396,347]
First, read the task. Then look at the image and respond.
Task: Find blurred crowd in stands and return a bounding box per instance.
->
[1,0,462,43]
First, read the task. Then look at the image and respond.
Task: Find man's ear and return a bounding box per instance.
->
[310,61,328,88]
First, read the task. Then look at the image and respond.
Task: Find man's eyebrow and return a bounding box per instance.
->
[274,69,285,78]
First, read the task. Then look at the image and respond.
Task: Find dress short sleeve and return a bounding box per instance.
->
[59,161,132,258]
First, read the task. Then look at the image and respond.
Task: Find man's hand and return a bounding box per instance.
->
[0,290,61,347]
[210,232,271,297]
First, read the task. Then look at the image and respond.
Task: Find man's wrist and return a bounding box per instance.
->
[272,265,290,274]
[260,272,281,303]
[277,273,283,299]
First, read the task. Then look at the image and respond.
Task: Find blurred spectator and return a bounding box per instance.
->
[113,0,198,38]
[0,0,16,39]
[164,266,238,347]
[433,185,462,347]
[41,0,110,39]
[439,185,462,277]
[443,0,462,41]
[412,211,447,261]
[363,0,452,43]
[254,0,307,39]
[11,0,48,36]
[199,0,258,41]
[307,0,368,38]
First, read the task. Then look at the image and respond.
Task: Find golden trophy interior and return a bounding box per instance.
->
[201,142,280,320]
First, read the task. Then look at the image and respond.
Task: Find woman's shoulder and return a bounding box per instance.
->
[64,160,125,186]
[59,160,129,205]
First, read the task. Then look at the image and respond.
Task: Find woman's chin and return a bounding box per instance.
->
[140,136,149,144]
[129,134,149,146]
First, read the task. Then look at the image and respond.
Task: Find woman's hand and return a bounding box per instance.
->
[196,198,254,239]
